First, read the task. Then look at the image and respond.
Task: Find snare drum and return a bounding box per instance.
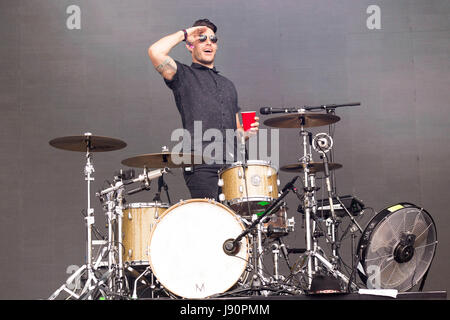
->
[122,202,169,266]
[148,199,249,299]
[218,160,279,216]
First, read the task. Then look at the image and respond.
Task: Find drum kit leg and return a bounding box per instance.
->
[48,105,438,299]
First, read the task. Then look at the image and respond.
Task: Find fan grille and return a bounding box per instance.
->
[360,204,437,292]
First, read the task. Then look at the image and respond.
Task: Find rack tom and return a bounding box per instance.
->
[218,160,279,216]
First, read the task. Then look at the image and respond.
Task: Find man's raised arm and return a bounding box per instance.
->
[148,26,207,81]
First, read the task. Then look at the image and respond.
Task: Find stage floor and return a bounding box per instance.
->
[141,291,447,300]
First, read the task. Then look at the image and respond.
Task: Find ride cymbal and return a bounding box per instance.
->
[263,113,340,128]
[280,162,342,174]
[121,152,207,168]
[49,134,127,152]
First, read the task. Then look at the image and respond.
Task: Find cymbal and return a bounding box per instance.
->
[121,152,207,168]
[263,112,340,128]
[280,162,342,174]
[49,135,127,152]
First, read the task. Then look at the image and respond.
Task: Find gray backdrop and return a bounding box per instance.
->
[1,0,449,299]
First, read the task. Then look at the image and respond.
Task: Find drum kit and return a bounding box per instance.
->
[48,103,438,300]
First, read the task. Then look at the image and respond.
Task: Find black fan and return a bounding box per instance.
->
[357,203,437,292]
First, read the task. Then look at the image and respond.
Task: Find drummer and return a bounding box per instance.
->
[148,18,259,200]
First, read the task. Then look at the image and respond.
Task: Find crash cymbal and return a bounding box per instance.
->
[121,152,207,168]
[263,112,340,128]
[49,134,127,152]
[280,162,342,174]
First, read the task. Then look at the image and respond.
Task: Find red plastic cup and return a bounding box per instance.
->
[241,111,256,131]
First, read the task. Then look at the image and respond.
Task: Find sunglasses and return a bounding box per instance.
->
[198,34,218,43]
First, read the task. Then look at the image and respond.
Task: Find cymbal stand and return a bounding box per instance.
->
[113,180,126,294]
[49,134,100,299]
[313,133,340,263]
[238,130,269,290]
[297,126,358,291]
[82,135,98,297]
[104,190,117,292]
[299,126,315,286]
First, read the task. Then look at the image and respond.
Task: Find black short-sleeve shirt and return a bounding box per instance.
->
[164,61,241,163]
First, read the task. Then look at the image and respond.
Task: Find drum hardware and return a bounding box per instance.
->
[132,266,152,299]
[94,167,169,296]
[259,102,361,115]
[152,174,172,205]
[223,176,299,294]
[223,176,298,256]
[48,133,127,300]
[313,132,365,292]
[262,205,295,239]
[313,132,339,260]
[317,195,365,219]
[264,107,360,291]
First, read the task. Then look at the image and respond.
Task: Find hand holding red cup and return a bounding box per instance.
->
[241,111,259,137]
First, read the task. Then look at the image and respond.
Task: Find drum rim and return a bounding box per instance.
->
[123,202,170,209]
[147,198,250,298]
[218,160,278,174]
[228,196,274,205]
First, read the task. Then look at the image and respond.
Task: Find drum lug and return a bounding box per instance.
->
[219,193,226,202]
[217,178,224,187]
[128,249,133,258]
[287,217,296,232]
[268,186,273,193]
[238,169,243,178]
[128,212,133,220]
[239,185,243,193]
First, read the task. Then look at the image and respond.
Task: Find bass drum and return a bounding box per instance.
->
[148,199,249,299]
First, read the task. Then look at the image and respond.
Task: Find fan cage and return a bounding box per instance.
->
[357,203,437,292]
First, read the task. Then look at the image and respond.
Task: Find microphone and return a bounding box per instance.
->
[223,238,241,256]
[132,167,170,184]
[312,133,333,153]
[259,107,299,115]
[282,176,299,193]
[126,167,170,196]
[259,107,272,115]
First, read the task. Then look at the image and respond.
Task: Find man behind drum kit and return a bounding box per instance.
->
[148,18,259,200]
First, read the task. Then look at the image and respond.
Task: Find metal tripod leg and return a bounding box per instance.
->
[49,265,87,300]
[309,250,359,291]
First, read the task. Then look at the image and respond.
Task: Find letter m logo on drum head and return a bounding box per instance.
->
[195,283,205,292]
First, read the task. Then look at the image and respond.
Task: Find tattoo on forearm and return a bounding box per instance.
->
[155,58,175,74]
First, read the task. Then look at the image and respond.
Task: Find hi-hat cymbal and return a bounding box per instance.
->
[121,152,208,168]
[280,162,343,174]
[263,113,340,128]
[49,134,127,152]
